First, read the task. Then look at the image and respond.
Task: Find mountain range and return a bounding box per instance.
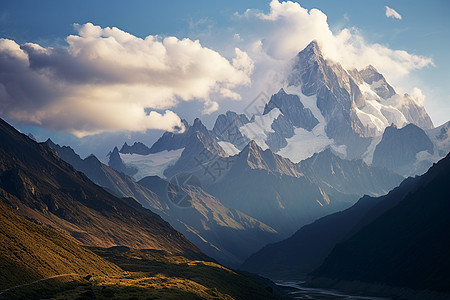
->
[49,126,404,266]
[3,39,450,298]
[86,41,449,268]
[109,41,447,185]
[47,139,279,267]
[0,117,278,299]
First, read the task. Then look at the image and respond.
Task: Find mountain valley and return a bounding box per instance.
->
[1,38,449,300]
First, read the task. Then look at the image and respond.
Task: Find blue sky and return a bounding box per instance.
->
[0,0,449,159]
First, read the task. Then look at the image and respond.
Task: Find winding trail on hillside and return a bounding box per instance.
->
[0,273,82,295]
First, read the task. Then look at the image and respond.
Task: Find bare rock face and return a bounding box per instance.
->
[358,65,396,100]
[372,123,434,176]
[120,141,151,155]
[397,93,434,130]
[266,114,294,151]
[262,88,318,151]
[212,111,250,150]
[264,88,318,131]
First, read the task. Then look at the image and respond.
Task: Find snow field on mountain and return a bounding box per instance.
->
[277,127,334,163]
[362,135,382,165]
[356,82,408,134]
[238,108,281,150]
[120,148,184,180]
[426,121,450,157]
[218,141,240,156]
[277,86,337,162]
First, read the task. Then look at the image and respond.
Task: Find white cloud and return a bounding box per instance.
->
[410,87,425,106]
[0,23,253,137]
[385,6,402,20]
[234,0,432,86]
[0,2,435,139]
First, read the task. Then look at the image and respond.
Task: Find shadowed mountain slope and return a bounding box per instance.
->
[240,174,417,278]
[45,140,279,267]
[0,117,204,258]
[314,152,450,292]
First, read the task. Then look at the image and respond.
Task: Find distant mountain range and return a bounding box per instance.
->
[51,119,404,266]
[91,41,450,267]
[48,126,404,266]
[47,139,279,267]
[205,140,402,235]
[107,41,448,186]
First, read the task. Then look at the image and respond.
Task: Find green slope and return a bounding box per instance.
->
[0,198,121,291]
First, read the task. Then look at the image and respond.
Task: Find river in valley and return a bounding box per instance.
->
[275,281,391,300]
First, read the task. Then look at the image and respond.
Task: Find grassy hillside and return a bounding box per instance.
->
[0,240,276,299]
[88,247,277,300]
[0,197,121,291]
[0,197,276,299]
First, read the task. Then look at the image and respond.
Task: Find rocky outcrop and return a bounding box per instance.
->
[120,141,152,155]
[372,123,434,176]
[264,88,318,131]
[212,111,250,151]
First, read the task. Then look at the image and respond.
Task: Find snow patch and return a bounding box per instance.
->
[354,106,386,134]
[218,141,240,156]
[370,79,385,90]
[330,144,347,158]
[426,122,450,158]
[354,100,407,135]
[120,148,184,181]
[275,86,336,162]
[277,127,333,163]
[359,82,382,101]
[362,136,382,165]
[239,108,281,150]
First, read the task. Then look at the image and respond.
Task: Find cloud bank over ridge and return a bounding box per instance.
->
[238,0,431,82]
[0,23,253,137]
[0,1,434,138]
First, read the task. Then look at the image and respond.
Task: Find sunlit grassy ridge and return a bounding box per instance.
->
[1,245,276,299]
[0,193,275,299]
[0,198,122,291]
[89,247,276,299]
